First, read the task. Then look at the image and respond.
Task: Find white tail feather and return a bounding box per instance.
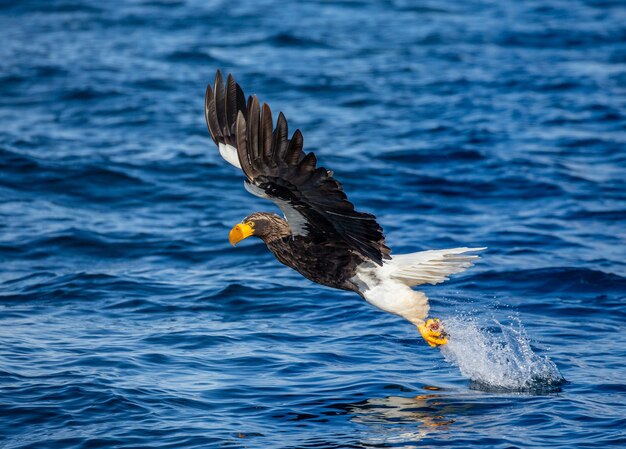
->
[388,247,486,287]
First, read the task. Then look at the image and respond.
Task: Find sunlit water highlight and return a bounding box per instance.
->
[441,316,565,392]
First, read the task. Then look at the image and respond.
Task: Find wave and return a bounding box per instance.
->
[463,267,626,295]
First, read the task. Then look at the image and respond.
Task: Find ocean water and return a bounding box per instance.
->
[1,0,625,447]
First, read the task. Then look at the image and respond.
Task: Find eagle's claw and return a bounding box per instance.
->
[417,318,448,347]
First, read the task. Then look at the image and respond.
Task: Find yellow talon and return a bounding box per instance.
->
[417,318,448,347]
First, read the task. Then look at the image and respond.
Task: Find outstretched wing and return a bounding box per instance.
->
[205,70,390,265]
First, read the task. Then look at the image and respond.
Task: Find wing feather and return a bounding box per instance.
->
[273,112,289,165]
[286,129,304,165]
[248,96,261,165]
[213,70,227,137]
[204,84,220,145]
[225,74,238,129]
[261,103,273,160]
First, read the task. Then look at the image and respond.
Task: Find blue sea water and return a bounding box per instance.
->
[1,0,626,447]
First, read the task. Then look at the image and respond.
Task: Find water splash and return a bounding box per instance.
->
[440,316,565,392]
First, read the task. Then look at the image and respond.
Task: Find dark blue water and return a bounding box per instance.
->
[2,1,625,447]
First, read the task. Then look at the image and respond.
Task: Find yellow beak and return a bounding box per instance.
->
[229,222,254,246]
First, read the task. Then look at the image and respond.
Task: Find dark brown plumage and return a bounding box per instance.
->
[240,212,368,291]
[205,70,391,290]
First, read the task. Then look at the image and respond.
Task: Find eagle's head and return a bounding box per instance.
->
[228,212,289,246]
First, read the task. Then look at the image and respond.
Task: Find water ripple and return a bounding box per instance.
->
[1,0,625,448]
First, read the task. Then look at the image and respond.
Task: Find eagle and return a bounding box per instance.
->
[205,70,484,347]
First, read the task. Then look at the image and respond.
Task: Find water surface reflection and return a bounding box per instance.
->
[348,385,454,447]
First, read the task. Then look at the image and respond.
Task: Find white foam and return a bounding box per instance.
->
[440,316,564,391]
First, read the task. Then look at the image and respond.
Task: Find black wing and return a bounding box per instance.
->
[205,70,391,265]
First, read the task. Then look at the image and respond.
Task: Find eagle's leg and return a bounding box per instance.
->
[417,318,448,347]
[391,291,448,347]
[363,286,448,348]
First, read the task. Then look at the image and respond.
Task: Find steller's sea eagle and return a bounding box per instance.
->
[205,70,484,347]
